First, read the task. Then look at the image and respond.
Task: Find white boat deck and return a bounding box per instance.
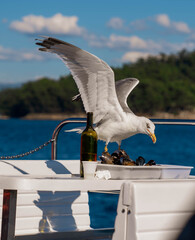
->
[0,160,194,240]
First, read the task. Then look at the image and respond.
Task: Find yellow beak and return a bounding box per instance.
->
[147,130,156,144]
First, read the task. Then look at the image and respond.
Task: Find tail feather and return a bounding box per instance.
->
[65,127,84,134]
[72,93,81,102]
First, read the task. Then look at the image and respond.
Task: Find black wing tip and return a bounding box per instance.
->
[35,37,55,50]
[35,42,45,47]
[38,48,47,52]
[35,36,81,51]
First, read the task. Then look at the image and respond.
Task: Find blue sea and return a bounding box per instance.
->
[0,118,195,229]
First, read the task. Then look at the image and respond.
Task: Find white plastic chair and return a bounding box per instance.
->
[112,179,195,240]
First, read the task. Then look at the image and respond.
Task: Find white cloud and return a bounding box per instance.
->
[107,14,192,35]
[121,39,195,63]
[10,13,85,35]
[188,32,195,41]
[0,45,47,61]
[129,19,148,31]
[155,14,191,34]
[89,34,161,52]
[107,17,148,32]
[107,17,124,30]
[169,41,195,52]
[121,51,152,63]
[172,22,191,34]
[108,35,147,49]
[89,34,147,49]
[155,14,170,27]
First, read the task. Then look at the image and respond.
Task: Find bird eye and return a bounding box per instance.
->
[146,123,150,128]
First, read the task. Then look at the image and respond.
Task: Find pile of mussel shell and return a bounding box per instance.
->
[99,150,156,166]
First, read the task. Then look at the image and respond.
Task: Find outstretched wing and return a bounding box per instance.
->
[115,78,139,113]
[36,37,125,123]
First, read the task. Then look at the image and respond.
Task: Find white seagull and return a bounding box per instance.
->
[36,37,156,152]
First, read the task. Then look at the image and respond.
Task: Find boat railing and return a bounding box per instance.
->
[51,118,195,160]
[51,119,86,160]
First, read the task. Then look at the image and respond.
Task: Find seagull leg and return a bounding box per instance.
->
[104,145,108,152]
[117,141,121,150]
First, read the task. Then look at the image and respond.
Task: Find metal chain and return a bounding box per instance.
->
[0,138,54,160]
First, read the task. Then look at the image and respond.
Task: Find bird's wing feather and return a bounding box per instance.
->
[115,78,139,113]
[36,37,125,123]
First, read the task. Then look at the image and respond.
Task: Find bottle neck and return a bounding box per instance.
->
[86,112,93,128]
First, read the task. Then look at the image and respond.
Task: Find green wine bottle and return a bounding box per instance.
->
[80,112,97,177]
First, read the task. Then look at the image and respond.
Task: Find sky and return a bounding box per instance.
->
[0,0,195,84]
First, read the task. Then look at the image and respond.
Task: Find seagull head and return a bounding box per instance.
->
[139,117,156,144]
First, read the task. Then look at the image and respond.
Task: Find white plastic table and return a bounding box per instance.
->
[0,175,194,240]
[0,175,126,240]
[0,175,126,192]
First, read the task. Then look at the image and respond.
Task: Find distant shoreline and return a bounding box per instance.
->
[144,110,195,120]
[0,110,195,120]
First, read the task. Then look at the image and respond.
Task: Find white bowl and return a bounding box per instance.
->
[96,164,193,179]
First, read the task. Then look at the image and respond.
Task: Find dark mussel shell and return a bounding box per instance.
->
[99,151,114,164]
[120,149,130,160]
[111,150,122,165]
[145,160,156,166]
[111,149,130,165]
[136,156,145,166]
[123,159,136,166]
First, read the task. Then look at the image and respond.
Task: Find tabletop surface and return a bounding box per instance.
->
[0,174,127,191]
[0,174,194,192]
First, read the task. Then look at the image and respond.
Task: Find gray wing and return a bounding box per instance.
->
[115,78,139,113]
[36,37,125,124]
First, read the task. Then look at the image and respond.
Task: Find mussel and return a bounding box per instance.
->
[145,160,156,166]
[111,150,136,166]
[111,150,129,164]
[123,159,136,166]
[99,151,114,164]
[100,150,157,167]
[136,156,145,166]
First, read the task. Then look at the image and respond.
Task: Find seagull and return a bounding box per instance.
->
[36,37,156,152]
